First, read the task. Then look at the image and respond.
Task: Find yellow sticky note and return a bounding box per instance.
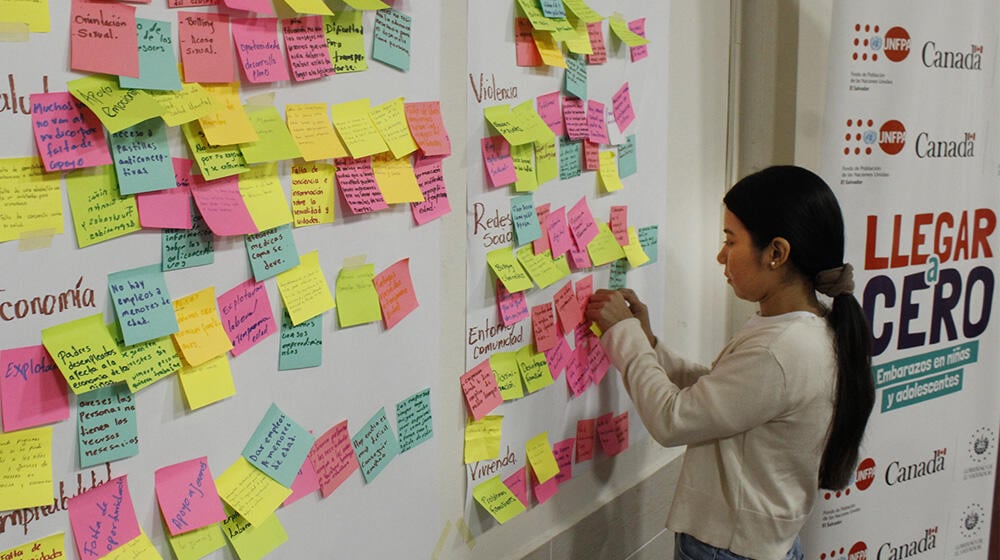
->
[511,143,537,193]
[0,426,52,510]
[526,432,559,483]
[563,19,594,54]
[464,415,503,464]
[533,30,567,68]
[335,263,383,327]
[0,534,64,560]
[178,355,236,410]
[285,103,349,160]
[104,533,162,560]
[42,314,124,394]
[372,153,424,203]
[240,163,293,231]
[609,14,650,46]
[0,0,49,32]
[516,345,554,393]
[172,287,234,367]
[291,162,336,226]
[276,251,336,326]
[534,138,558,186]
[516,246,568,289]
[0,157,62,243]
[169,524,227,560]
[623,227,650,267]
[483,104,534,146]
[324,12,368,73]
[370,97,418,159]
[181,121,250,181]
[599,151,625,192]
[151,82,223,127]
[240,106,302,163]
[589,322,603,337]
[490,351,524,401]
[487,247,534,293]
[216,458,292,527]
[587,222,626,266]
[199,84,259,146]
[222,505,288,560]
[65,166,140,248]
[515,0,574,32]
[473,476,526,525]
[67,75,165,134]
[343,0,390,9]
[330,99,389,158]
[512,100,556,145]
[563,0,604,23]
[284,0,334,15]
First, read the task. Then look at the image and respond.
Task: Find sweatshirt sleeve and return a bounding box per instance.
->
[601,318,789,447]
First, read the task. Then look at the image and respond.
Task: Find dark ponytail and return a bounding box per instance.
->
[724,166,876,490]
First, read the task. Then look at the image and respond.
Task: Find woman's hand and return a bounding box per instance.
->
[618,289,656,347]
[585,289,657,347]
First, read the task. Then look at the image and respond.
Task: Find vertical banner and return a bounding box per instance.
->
[806,3,999,559]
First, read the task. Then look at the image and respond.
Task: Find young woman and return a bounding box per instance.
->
[585,166,875,560]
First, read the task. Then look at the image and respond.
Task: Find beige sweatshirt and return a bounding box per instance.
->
[601,313,836,560]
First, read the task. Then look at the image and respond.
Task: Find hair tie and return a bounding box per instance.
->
[815,263,854,297]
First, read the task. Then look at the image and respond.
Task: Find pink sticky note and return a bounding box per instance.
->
[496,279,529,327]
[546,207,572,258]
[191,174,258,235]
[567,238,592,269]
[582,140,599,170]
[588,339,611,385]
[575,418,596,462]
[309,420,360,497]
[282,16,334,82]
[563,97,588,140]
[543,338,571,380]
[533,203,551,255]
[553,281,584,333]
[531,466,558,504]
[334,156,389,214]
[587,100,609,145]
[575,275,594,317]
[178,12,234,83]
[597,412,629,456]
[567,197,599,247]
[565,345,591,397]
[70,0,139,77]
[629,18,648,62]
[68,475,142,559]
[30,92,112,173]
[217,279,276,356]
[553,438,575,483]
[154,457,227,536]
[223,0,273,13]
[0,345,69,432]
[404,101,451,157]
[232,18,290,83]
[283,461,320,506]
[411,154,451,225]
[374,258,419,330]
[531,303,558,353]
[170,0,219,6]
[460,359,503,420]
[535,92,563,137]
[515,17,542,67]
[612,83,636,134]
[503,467,528,507]
[610,206,629,245]
[481,135,518,187]
[586,22,606,64]
[137,158,195,229]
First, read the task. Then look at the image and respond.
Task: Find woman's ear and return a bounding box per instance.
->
[767,237,791,268]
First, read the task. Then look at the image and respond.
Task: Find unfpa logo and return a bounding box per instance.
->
[851,24,910,62]
[818,542,866,560]
[842,119,905,156]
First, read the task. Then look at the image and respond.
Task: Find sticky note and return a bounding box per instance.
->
[531,303,557,352]
[563,19,593,55]
[535,92,564,136]
[588,336,611,384]
[178,12,234,83]
[331,99,389,158]
[309,420,359,497]
[137,166,189,227]
[608,13,649,47]
[609,205,628,245]
[464,415,502,464]
[558,138,582,181]
[587,100,609,144]
[567,197,599,247]
[121,18,182,91]
[108,322,182,393]
[587,21,607,64]
[568,240,592,269]
[67,475,141,559]
[553,281,583,333]
[373,258,418,329]
[239,164,293,232]
[198,83,258,145]
[575,418,596,462]
[155,457,227,536]
[286,103,348,161]
[30,92,112,173]
[323,11,367,73]
[564,53,587,99]
[240,106,302,164]
[503,467,528,507]
[351,407,400,483]
[65,166,141,248]
[0,426,53,510]
[151,82,222,126]
[526,432,559,483]
[168,524,226,560]
[587,222,626,266]
[515,0,573,32]
[490,352,524,400]
[371,153,424,203]
[533,29,566,68]
[396,388,432,452]
[190,174,258,236]
[563,97,587,141]
[599,152,625,192]
[70,0,139,78]
[243,404,316,488]
[0,535,65,560]
[216,457,292,527]
[103,533,160,560]
[496,279,529,327]
[278,310,322,370]
[108,264,178,346]
[0,345,69,432]
[162,205,215,271]
[232,18,289,83]
[482,135,517,188]
[637,224,658,264]
[0,157,63,243]
[628,18,648,61]
[222,505,288,560]
[41,314,123,394]
[543,337,572,379]
[609,258,628,289]
[484,105,533,146]
[244,227,297,283]
[172,287,234,366]
[282,16,335,81]
[597,411,629,456]
[370,97,418,159]
[583,139,599,170]
[335,156,389,214]
[510,143,537,192]
[342,0,390,9]
[372,8,411,71]
[623,227,651,267]
[410,154,451,225]
[290,162,336,227]
[487,247,533,293]
[544,206,571,258]
[77,383,137,467]
[515,17,542,67]
[335,263,382,327]
[510,194,541,245]
[0,0,49,32]
[517,345,554,393]
[178,355,235,410]
[565,345,591,396]
[275,251,335,325]
[576,274,594,315]
[283,462,320,506]
[68,75,164,134]
[460,359,503,420]
[109,119,175,195]
[516,246,567,289]
[285,0,333,15]
[180,121,249,181]
[217,279,276,356]
[473,475,525,524]
[404,101,451,157]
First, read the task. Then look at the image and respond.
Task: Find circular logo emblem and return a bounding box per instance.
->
[848,541,869,560]
[878,120,906,154]
[883,27,911,62]
[863,129,878,145]
[960,504,985,539]
[870,36,884,51]
[855,457,876,491]
[969,427,995,463]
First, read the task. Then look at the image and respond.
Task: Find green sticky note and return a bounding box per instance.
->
[609,258,628,289]
[335,263,383,328]
[77,382,138,467]
[324,12,368,73]
[120,18,182,91]
[618,134,637,178]
[162,203,215,272]
[511,194,542,245]
[559,138,582,180]
[517,345,554,393]
[562,0,604,23]
[65,166,140,248]
[240,106,302,164]
[484,105,535,147]
[490,352,524,400]
[487,247,534,293]
[181,121,249,181]
[109,119,175,195]
[608,14,650,46]
[564,53,587,99]
[396,388,432,452]
[516,246,568,289]
[222,505,287,560]
[278,310,323,371]
[372,8,411,71]
[638,225,658,264]
[68,75,165,134]
[108,264,178,346]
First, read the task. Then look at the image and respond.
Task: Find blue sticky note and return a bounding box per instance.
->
[618,134,637,179]
[372,9,412,72]
[162,203,215,272]
[564,54,587,100]
[351,407,400,483]
[110,119,175,195]
[78,383,138,468]
[559,138,582,180]
[278,310,323,371]
[511,194,542,245]
[395,388,432,452]
[108,264,179,346]
[242,403,316,488]
[540,0,566,18]
[638,225,658,265]
[246,225,300,282]
[120,18,182,91]
[609,258,628,289]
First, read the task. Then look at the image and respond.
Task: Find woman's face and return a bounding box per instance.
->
[717,209,771,302]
